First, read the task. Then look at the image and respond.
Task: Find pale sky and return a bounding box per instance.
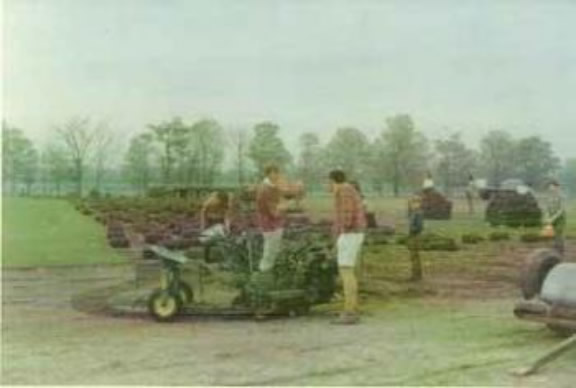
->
[3,0,576,159]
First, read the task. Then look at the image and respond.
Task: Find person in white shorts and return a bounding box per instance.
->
[329,169,366,324]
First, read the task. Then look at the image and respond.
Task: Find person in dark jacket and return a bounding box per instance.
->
[465,174,477,215]
[407,194,424,281]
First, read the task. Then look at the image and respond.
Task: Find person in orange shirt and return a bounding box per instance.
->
[328,169,366,324]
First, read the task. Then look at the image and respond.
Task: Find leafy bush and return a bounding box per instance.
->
[420,233,459,251]
[397,233,459,251]
[395,235,409,245]
[520,232,550,243]
[489,231,511,241]
[365,234,389,246]
[461,233,485,244]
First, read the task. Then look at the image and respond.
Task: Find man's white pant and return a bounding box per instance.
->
[337,233,365,267]
[259,228,284,271]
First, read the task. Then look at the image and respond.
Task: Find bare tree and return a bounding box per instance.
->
[298,132,323,191]
[91,127,116,192]
[434,133,477,195]
[480,130,516,187]
[124,132,156,194]
[42,144,70,196]
[56,117,98,196]
[148,117,187,185]
[190,119,225,186]
[374,115,429,197]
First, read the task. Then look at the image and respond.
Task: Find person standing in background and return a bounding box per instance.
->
[465,174,477,215]
[423,171,434,190]
[544,180,567,255]
[407,194,424,281]
[329,170,366,325]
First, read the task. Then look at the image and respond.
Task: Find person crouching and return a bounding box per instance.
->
[199,190,233,262]
[328,169,366,325]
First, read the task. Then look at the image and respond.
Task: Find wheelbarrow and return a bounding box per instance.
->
[512,248,576,375]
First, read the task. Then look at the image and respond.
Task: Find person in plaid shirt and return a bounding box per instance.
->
[329,169,366,324]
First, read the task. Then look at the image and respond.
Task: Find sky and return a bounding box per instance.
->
[3,0,576,159]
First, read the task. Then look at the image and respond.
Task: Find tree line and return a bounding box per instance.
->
[2,114,574,197]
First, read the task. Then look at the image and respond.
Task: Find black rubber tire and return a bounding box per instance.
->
[147,289,182,322]
[521,249,562,299]
[177,281,194,305]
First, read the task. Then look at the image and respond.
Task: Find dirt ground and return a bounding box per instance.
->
[2,245,576,387]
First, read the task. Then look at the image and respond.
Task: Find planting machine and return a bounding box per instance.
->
[143,227,338,322]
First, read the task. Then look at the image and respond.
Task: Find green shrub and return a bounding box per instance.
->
[395,235,408,245]
[489,231,510,241]
[461,233,485,244]
[520,232,548,243]
[420,233,459,251]
[366,231,389,246]
[396,233,458,251]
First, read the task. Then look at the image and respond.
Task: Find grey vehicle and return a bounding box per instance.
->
[514,248,576,336]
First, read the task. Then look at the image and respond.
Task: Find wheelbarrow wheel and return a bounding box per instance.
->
[521,248,561,299]
[177,281,194,305]
[148,289,182,322]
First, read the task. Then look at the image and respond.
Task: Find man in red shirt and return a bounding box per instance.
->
[256,164,285,272]
[329,169,366,324]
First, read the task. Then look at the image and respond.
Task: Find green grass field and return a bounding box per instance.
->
[2,197,125,267]
[2,195,573,268]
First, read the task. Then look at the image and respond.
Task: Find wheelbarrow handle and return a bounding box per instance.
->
[512,334,576,376]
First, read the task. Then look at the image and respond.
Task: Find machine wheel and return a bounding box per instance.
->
[177,281,194,305]
[547,324,576,337]
[521,249,561,299]
[148,289,182,322]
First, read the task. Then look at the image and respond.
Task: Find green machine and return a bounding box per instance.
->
[145,228,337,322]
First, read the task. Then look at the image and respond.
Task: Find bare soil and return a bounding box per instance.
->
[2,243,575,386]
